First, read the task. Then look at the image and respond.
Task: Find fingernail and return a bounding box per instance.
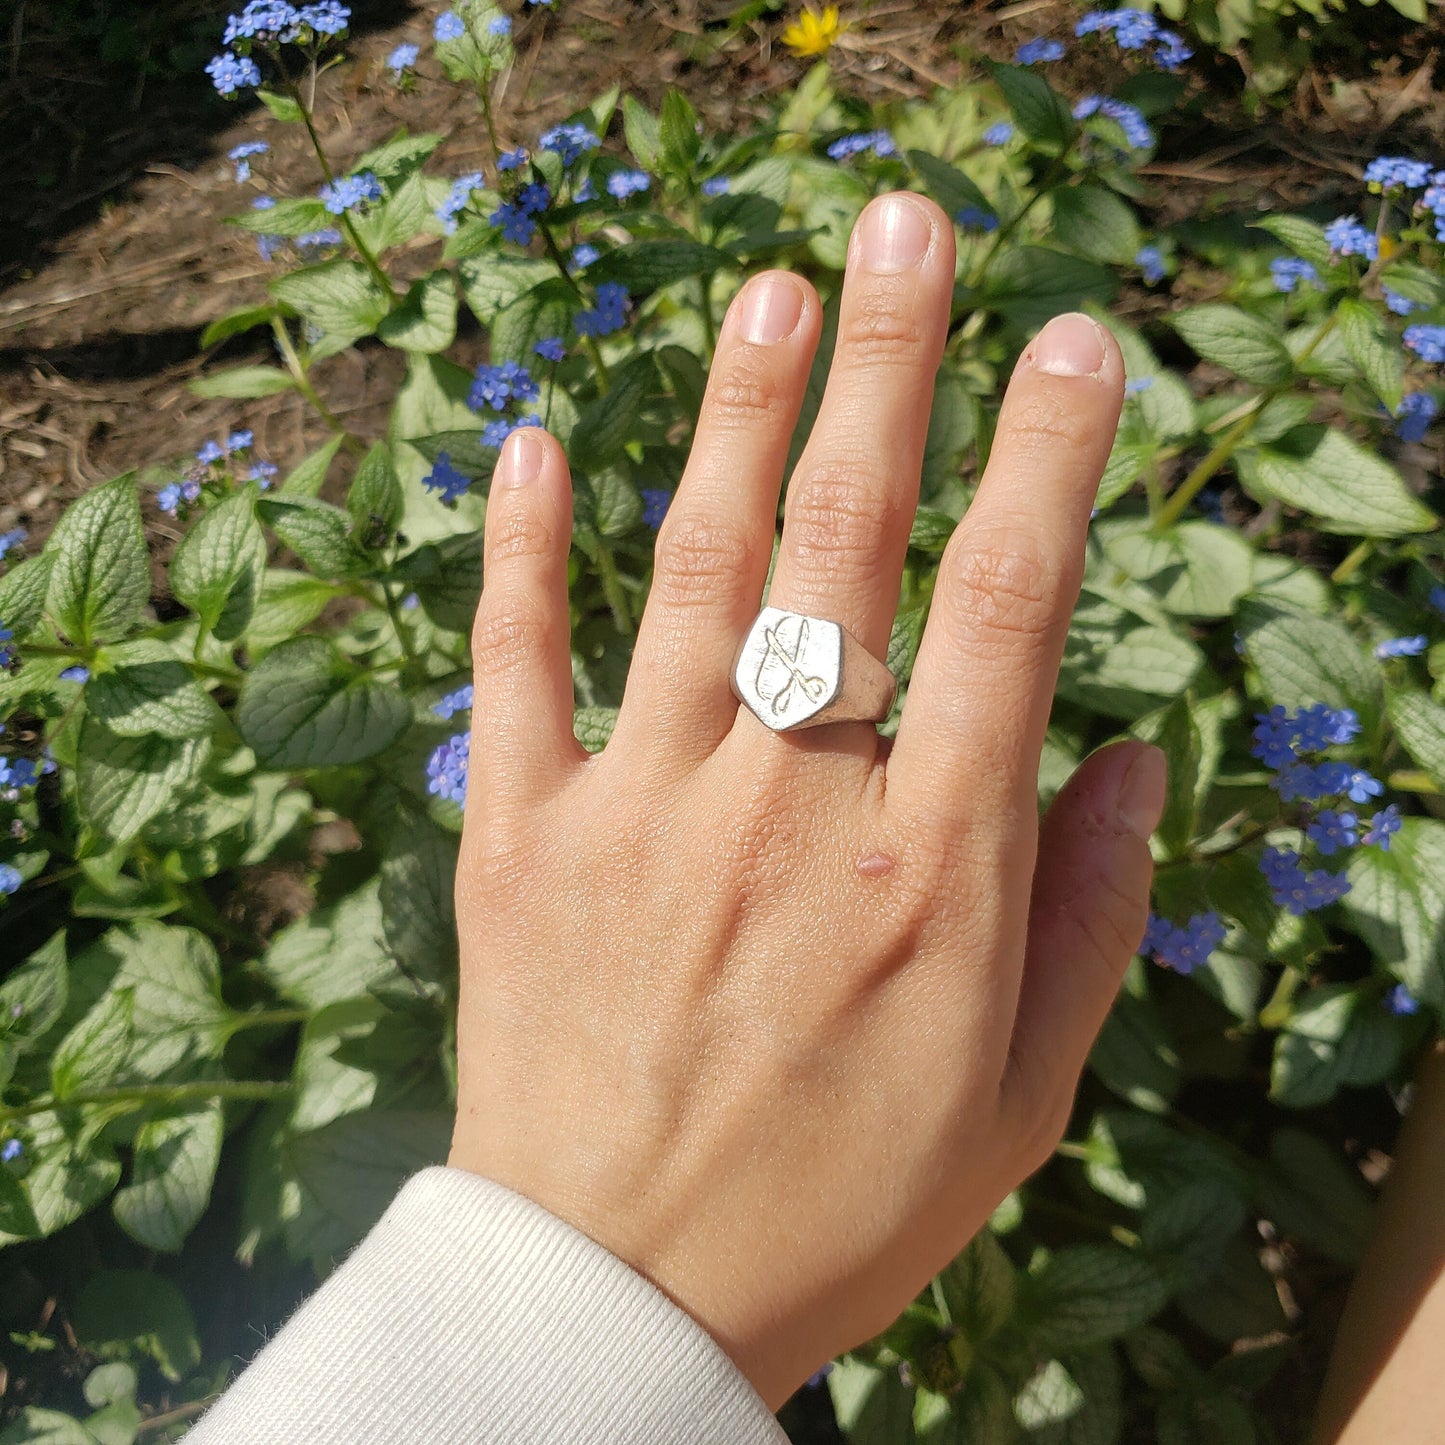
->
[855,193,932,273]
[1029,313,1107,377]
[740,274,804,345]
[1117,745,1167,840]
[499,427,544,486]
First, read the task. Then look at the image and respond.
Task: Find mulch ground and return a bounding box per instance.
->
[2,0,1442,548]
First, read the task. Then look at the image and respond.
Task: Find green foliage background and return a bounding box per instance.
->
[3,1,1445,1440]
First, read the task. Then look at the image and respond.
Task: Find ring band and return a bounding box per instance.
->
[730,606,897,732]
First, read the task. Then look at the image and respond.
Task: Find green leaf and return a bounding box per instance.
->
[281,435,345,497]
[246,570,339,648]
[1388,691,1445,788]
[455,253,554,321]
[65,922,235,1080]
[488,277,574,366]
[271,259,394,356]
[0,552,56,640]
[940,1229,1017,1342]
[1253,215,1333,269]
[622,95,662,170]
[231,196,329,236]
[980,247,1117,331]
[1015,1350,1121,1443]
[235,636,412,770]
[829,1357,917,1444]
[170,486,268,640]
[71,1270,200,1382]
[0,1410,102,1444]
[1057,618,1202,718]
[922,369,976,497]
[989,61,1076,150]
[1239,612,1380,720]
[1170,305,1293,386]
[379,818,458,986]
[83,1364,137,1412]
[188,366,295,400]
[575,465,643,538]
[111,1103,223,1252]
[51,988,135,1098]
[585,240,737,292]
[1270,987,1405,1108]
[257,496,365,578]
[0,1110,120,1245]
[659,87,702,172]
[0,933,69,1052]
[87,640,218,740]
[573,706,618,753]
[347,442,404,540]
[908,508,957,553]
[77,725,211,844]
[1099,519,1253,618]
[284,1109,451,1260]
[1089,992,1179,1113]
[261,879,398,1010]
[377,269,457,354]
[905,150,992,222]
[569,353,656,471]
[199,302,281,349]
[394,532,484,631]
[1027,1246,1170,1351]
[256,87,303,122]
[44,475,149,646]
[1337,297,1404,411]
[1343,817,1445,1004]
[1254,1128,1373,1265]
[1051,184,1141,265]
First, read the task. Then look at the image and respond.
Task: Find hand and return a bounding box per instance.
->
[448,189,1165,1409]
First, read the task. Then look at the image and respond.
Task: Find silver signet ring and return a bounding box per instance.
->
[730,606,898,732]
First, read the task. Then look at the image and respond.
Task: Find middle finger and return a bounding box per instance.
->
[763,191,955,671]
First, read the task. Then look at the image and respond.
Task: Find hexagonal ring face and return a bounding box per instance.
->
[732,607,898,732]
[733,608,843,730]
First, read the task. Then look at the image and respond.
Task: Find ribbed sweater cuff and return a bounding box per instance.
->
[187,1165,789,1444]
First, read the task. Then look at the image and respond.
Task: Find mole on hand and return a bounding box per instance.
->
[856,852,896,880]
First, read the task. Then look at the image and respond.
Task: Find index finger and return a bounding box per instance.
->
[886,312,1124,832]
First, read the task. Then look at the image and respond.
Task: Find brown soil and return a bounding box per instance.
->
[3,0,1442,550]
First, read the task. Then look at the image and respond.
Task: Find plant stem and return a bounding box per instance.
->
[966,151,1071,290]
[690,188,718,359]
[226,1008,309,1036]
[594,542,633,636]
[1153,310,1339,534]
[1153,407,1260,532]
[1389,769,1440,795]
[1258,966,1303,1030]
[276,63,394,299]
[1331,539,1372,584]
[270,318,365,455]
[536,219,612,391]
[0,1080,292,1127]
[380,580,420,674]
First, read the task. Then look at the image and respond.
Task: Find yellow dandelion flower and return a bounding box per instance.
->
[781,4,848,58]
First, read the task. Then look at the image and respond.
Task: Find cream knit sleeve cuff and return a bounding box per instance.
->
[186,1165,790,1444]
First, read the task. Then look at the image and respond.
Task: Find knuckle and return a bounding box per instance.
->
[784,466,895,573]
[652,514,748,607]
[836,284,927,367]
[485,500,557,566]
[470,596,547,675]
[705,354,793,430]
[1077,869,1150,966]
[943,528,1066,651]
[1007,391,1099,457]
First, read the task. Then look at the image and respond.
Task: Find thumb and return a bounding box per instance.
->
[1003,741,1165,1131]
